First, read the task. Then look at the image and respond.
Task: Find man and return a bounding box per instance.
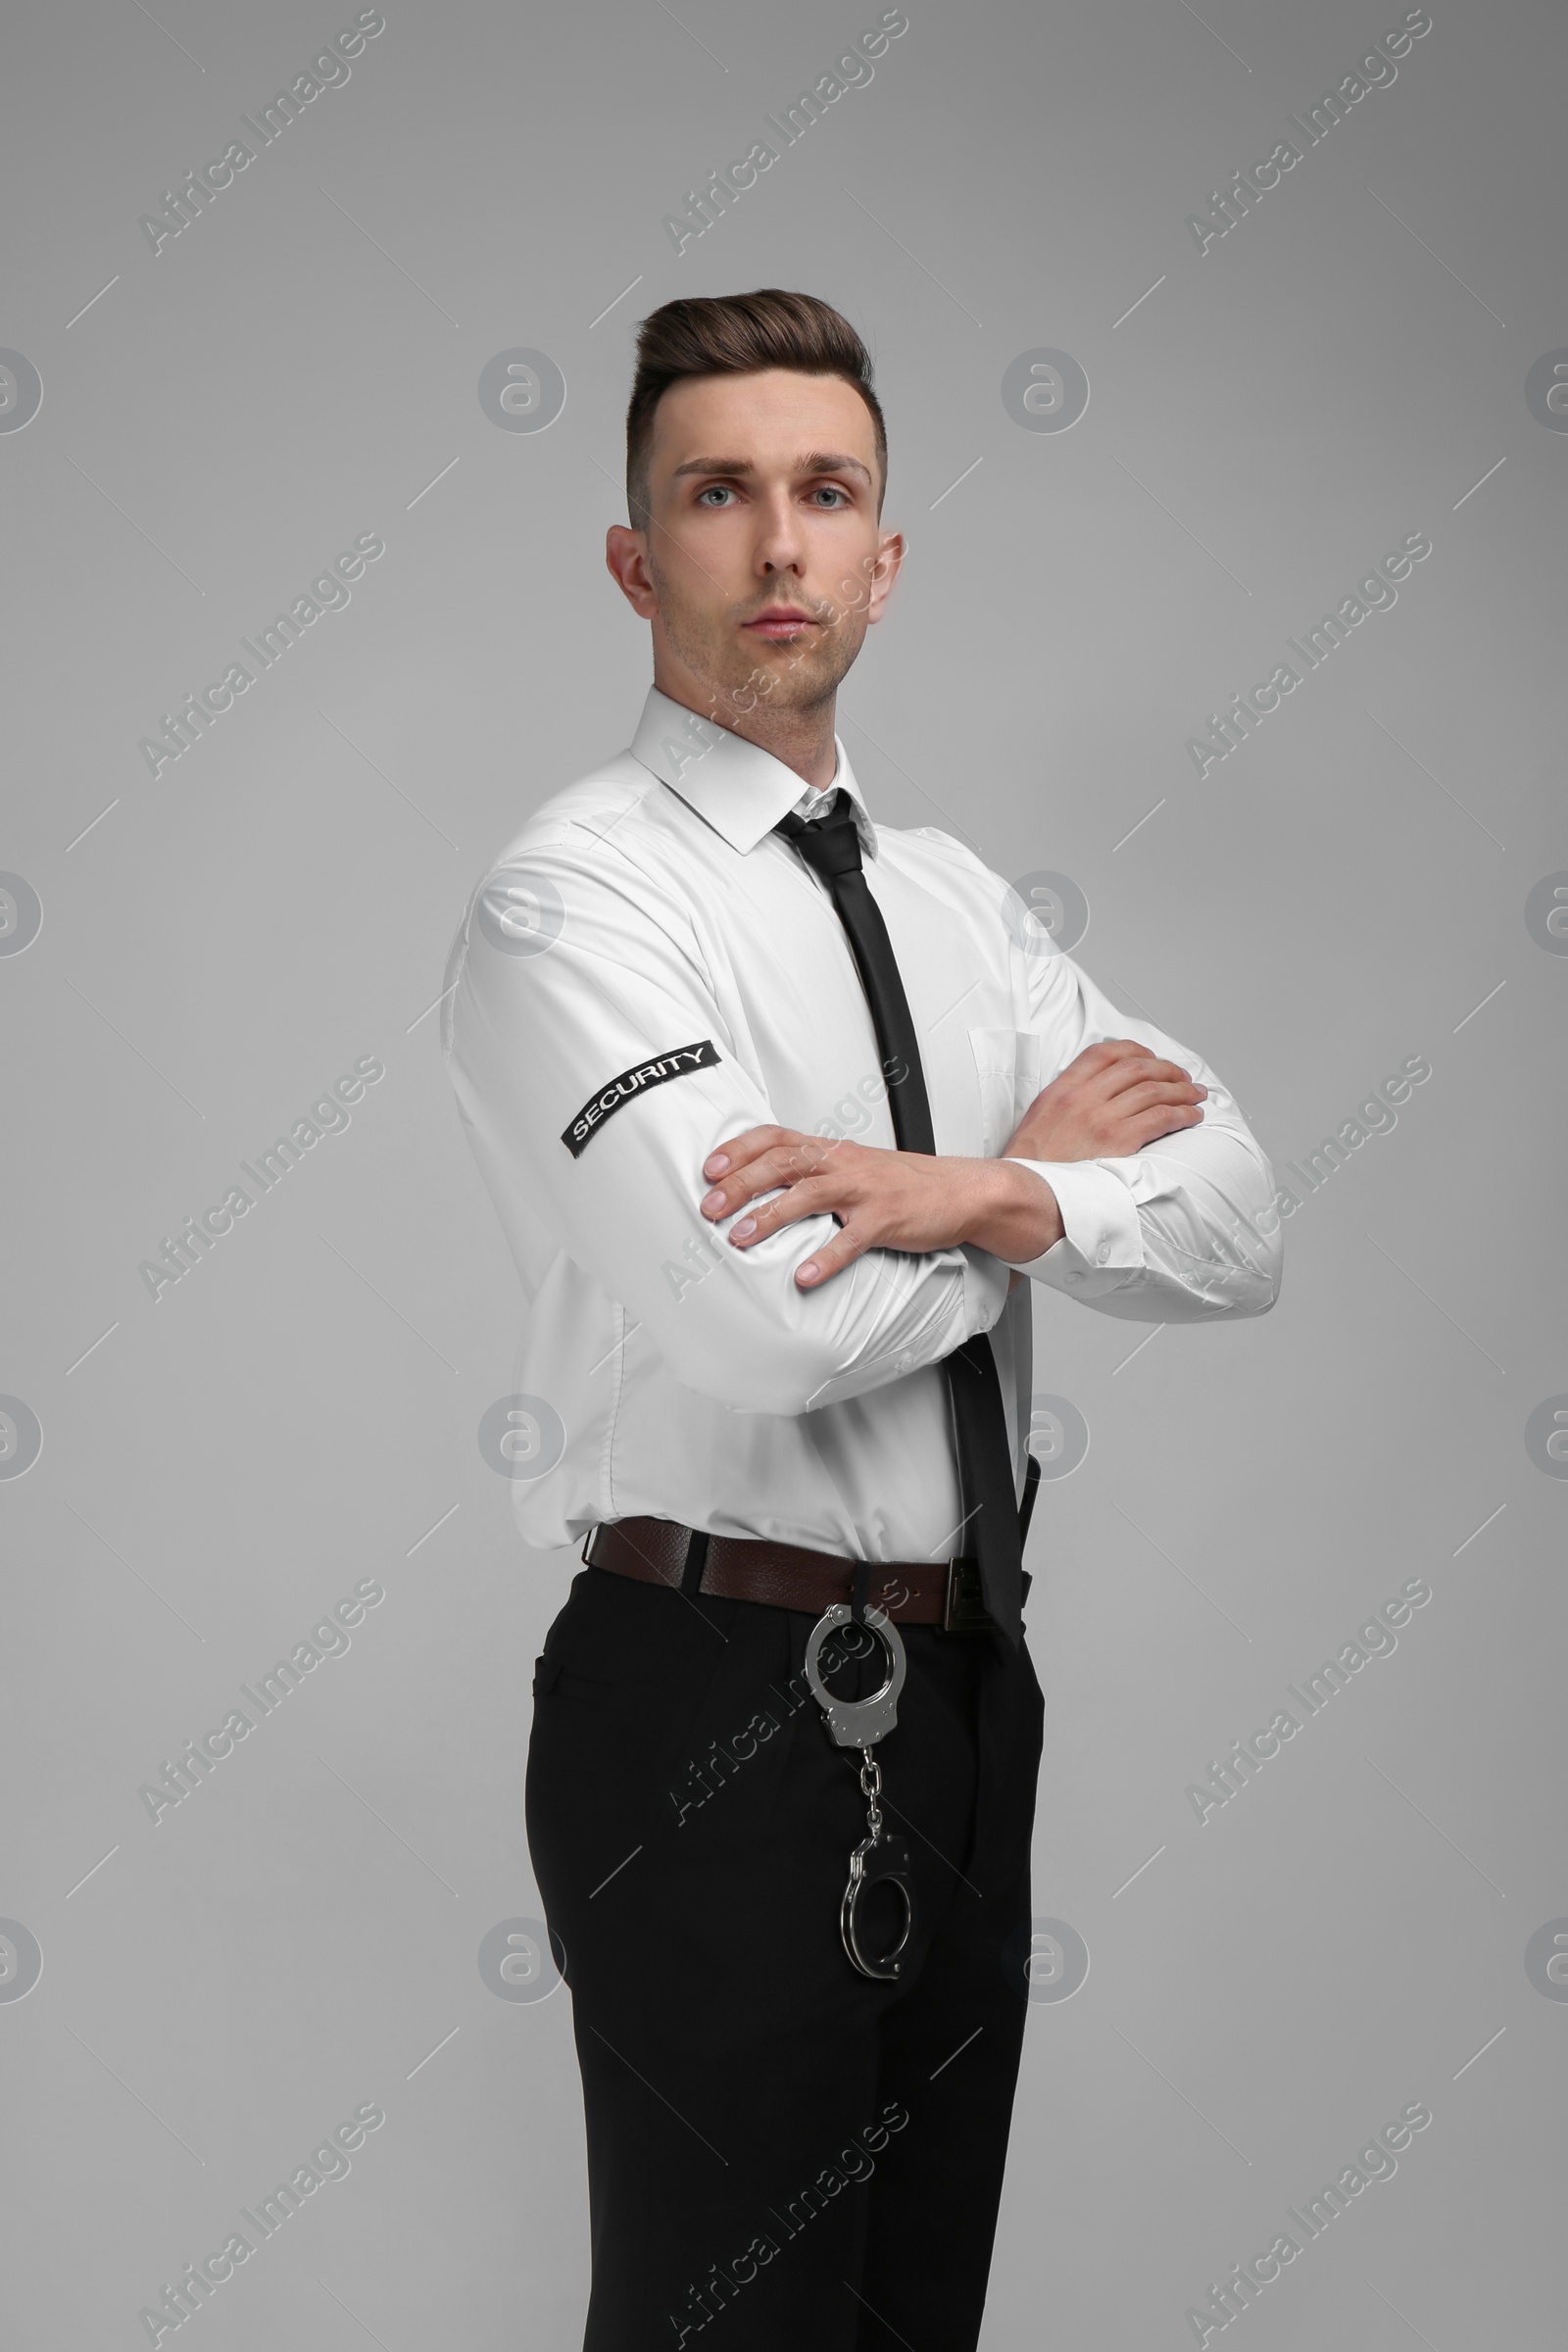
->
[444,289,1281,2349]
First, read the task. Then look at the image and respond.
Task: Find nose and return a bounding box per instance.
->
[754,486,808,577]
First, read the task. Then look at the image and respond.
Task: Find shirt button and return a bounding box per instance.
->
[1063,1271,1082,1285]
[1096,1244,1110,1265]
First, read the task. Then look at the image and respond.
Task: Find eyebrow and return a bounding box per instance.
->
[669,451,873,486]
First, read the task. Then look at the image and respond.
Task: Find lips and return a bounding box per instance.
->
[742,610,818,639]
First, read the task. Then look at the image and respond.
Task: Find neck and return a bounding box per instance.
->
[651,659,839,792]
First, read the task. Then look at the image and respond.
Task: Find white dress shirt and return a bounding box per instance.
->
[443,688,1281,1564]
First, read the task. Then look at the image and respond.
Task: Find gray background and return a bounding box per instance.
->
[2,0,1563,2343]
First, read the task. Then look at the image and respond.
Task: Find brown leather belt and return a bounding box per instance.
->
[580,1515,1031,1634]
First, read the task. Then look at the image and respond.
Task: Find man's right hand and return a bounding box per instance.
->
[1004,1038,1207,1163]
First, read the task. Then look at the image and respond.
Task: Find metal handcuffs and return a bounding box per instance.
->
[803,1602,916,1983]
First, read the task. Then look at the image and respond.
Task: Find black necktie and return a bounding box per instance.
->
[776,789,1024,1647]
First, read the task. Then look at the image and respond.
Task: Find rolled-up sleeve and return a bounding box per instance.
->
[1003,945,1283,1323]
[443,829,1010,1414]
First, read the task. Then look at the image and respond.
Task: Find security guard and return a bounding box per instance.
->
[444,290,1281,2350]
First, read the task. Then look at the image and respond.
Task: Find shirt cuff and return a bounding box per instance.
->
[960,1240,1012,1335]
[1002,1157,1146,1291]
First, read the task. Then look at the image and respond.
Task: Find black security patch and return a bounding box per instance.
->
[561,1040,721,1158]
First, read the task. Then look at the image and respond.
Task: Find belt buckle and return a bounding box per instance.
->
[942,1557,997,1635]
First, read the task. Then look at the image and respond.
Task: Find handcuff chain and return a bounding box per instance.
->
[858,1744,883,1836]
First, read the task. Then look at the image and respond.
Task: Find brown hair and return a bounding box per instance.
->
[624,288,887,527]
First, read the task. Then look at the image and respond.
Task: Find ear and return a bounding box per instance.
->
[606,523,659,618]
[864,529,906,626]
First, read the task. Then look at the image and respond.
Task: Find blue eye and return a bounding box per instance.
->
[697,484,734,505]
[812,486,847,506]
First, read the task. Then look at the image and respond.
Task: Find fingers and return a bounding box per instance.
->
[727,1173,839,1249]
[700,1133,830,1219]
[1123,1102,1205,1148]
[1105,1078,1206,1118]
[1097,1055,1203,1102]
[1093,1086,1206,1152]
[1071,1038,1154,1074]
[703,1124,795,1182]
[794,1221,871,1287]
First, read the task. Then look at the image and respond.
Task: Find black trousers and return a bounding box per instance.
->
[526,1562,1046,2349]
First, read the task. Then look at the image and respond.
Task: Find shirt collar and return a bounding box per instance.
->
[629,686,878,860]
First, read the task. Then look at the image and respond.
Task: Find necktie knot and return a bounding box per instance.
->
[775,788,864,880]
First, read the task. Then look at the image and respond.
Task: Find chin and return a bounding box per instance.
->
[759,667,848,715]
[749,637,861,695]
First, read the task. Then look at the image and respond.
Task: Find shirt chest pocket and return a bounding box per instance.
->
[967,1027,1044,1157]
